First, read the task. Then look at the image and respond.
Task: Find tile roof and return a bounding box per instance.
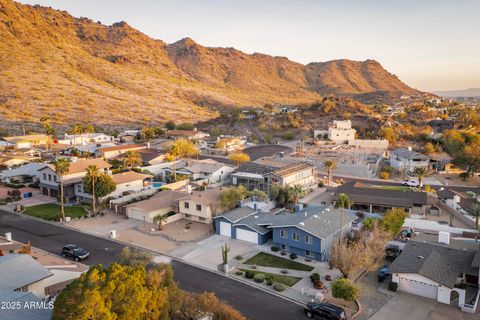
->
[3,134,49,143]
[98,143,146,153]
[0,254,53,290]
[40,158,111,175]
[389,241,478,288]
[111,171,152,185]
[178,188,222,206]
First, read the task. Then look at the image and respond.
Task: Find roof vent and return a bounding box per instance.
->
[313,215,318,218]
[299,222,305,226]
[418,255,424,260]
[254,215,259,219]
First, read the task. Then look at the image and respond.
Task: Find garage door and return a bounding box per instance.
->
[399,276,437,299]
[129,209,146,222]
[236,228,258,244]
[219,221,232,237]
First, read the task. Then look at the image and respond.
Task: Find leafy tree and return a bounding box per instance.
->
[153,214,168,230]
[287,185,304,205]
[323,160,337,186]
[412,167,431,190]
[165,138,198,181]
[334,193,351,246]
[380,208,408,237]
[228,151,251,166]
[467,203,480,230]
[423,142,435,154]
[82,173,116,202]
[140,127,156,141]
[53,158,71,221]
[176,123,195,130]
[362,217,376,232]
[123,151,142,170]
[381,127,398,144]
[220,186,247,210]
[441,129,465,154]
[453,139,480,177]
[248,188,268,201]
[332,278,360,305]
[165,120,176,130]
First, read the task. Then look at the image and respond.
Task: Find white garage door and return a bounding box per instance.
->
[219,221,232,237]
[236,228,258,244]
[129,209,146,222]
[399,276,438,299]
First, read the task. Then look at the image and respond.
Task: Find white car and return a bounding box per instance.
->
[402,179,419,187]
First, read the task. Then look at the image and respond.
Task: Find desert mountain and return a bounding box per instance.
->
[433,88,480,98]
[0,0,419,129]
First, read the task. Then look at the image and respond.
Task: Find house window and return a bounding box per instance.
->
[77,185,81,193]
[48,174,52,181]
[280,230,288,238]
[196,204,202,211]
[43,173,46,180]
[305,235,313,244]
[306,250,314,257]
[184,202,190,209]
[292,233,300,241]
[185,214,192,218]
[199,217,206,221]
[281,244,286,250]
[53,175,57,182]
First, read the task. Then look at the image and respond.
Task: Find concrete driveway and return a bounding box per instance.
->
[369,293,436,320]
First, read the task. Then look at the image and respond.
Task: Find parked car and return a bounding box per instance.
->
[385,247,400,262]
[377,265,390,283]
[402,179,419,187]
[61,244,89,261]
[304,302,346,319]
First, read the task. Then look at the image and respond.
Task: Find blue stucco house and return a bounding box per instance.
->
[214,205,358,261]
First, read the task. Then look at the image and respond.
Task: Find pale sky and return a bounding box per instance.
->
[18,0,480,91]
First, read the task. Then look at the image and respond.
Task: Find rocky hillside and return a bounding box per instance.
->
[0,0,419,130]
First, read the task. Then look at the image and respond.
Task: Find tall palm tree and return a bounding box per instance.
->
[85,165,100,212]
[412,167,431,190]
[123,151,142,170]
[334,193,351,245]
[70,124,84,146]
[468,203,480,230]
[165,138,198,182]
[289,185,304,206]
[323,160,337,186]
[153,214,169,230]
[53,158,71,222]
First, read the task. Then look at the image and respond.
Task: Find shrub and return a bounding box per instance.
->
[274,283,286,292]
[235,255,243,260]
[280,251,287,256]
[379,171,390,180]
[289,253,297,260]
[280,270,288,274]
[305,258,312,262]
[310,273,320,282]
[265,276,273,286]
[325,274,332,281]
[271,246,279,252]
[235,270,244,276]
[253,273,265,283]
[245,270,255,279]
[388,281,398,291]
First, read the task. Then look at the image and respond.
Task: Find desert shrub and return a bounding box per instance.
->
[235,270,244,276]
[245,270,255,279]
[265,276,273,286]
[271,246,279,252]
[235,255,243,260]
[289,253,297,260]
[274,283,286,292]
[253,273,265,283]
[388,281,398,291]
[309,273,320,282]
[379,171,390,180]
[280,251,286,256]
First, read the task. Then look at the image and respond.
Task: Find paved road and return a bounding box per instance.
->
[0,210,306,320]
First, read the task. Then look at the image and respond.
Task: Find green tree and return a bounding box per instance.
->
[228,151,251,165]
[123,151,142,170]
[247,189,268,201]
[412,167,431,190]
[140,127,156,141]
[53,158,71,221]
[84,165,100,212]
[165,138,198,182]
[82,173,116,203]
[220,186,247,210]
[380,208,408,237]
[453,140,480,177]
[334,193,351,245]
[467,203,480,230]
[381,127,398,144]
[362,217,376,232]
[165,120,176,130]
[323,160,337,186]
[332,278,360,305]
[153,214,168,230]
[287,185,304,205]
[423,142,435,154]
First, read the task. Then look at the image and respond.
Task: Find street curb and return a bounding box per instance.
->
[3,210,307,307]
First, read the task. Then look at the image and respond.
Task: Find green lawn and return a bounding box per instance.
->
[244,252,314,271]
[372,185,411,192]
[240,269,302,287]
[24,203,87,221]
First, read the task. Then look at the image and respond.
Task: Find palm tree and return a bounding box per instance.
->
[165,138,198,182]
[123,151,142,170]
[334,193,351,245]
[70,124,84,146]
[323,160,337,186]
[85,165,100,212]
[412,167,431,190]
[53,158,71,222]
[289,185,304,206]
[153,214,169,230]
[468,203,480,230]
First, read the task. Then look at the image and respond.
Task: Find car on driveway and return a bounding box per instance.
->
[304,302,346,319]
[61,244,89,261]
[402,179,419,187]
[377,265,390,283]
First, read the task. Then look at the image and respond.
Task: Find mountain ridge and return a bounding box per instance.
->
[0,0,420,128]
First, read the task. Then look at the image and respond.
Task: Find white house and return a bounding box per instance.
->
[328,120,356,144]
[164,158,235,186]
[390,148,430,173]
[59,133,114,146]
[1,134,49,149]
[390,240,480,313]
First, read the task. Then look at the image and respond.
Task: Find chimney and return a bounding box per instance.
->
[407,146,412,151]
[438,231,450,245]
[186,185,192,194]
[147,142,150,149]
[453,195,460,203]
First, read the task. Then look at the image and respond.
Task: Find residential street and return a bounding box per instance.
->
[0,210,306,320]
